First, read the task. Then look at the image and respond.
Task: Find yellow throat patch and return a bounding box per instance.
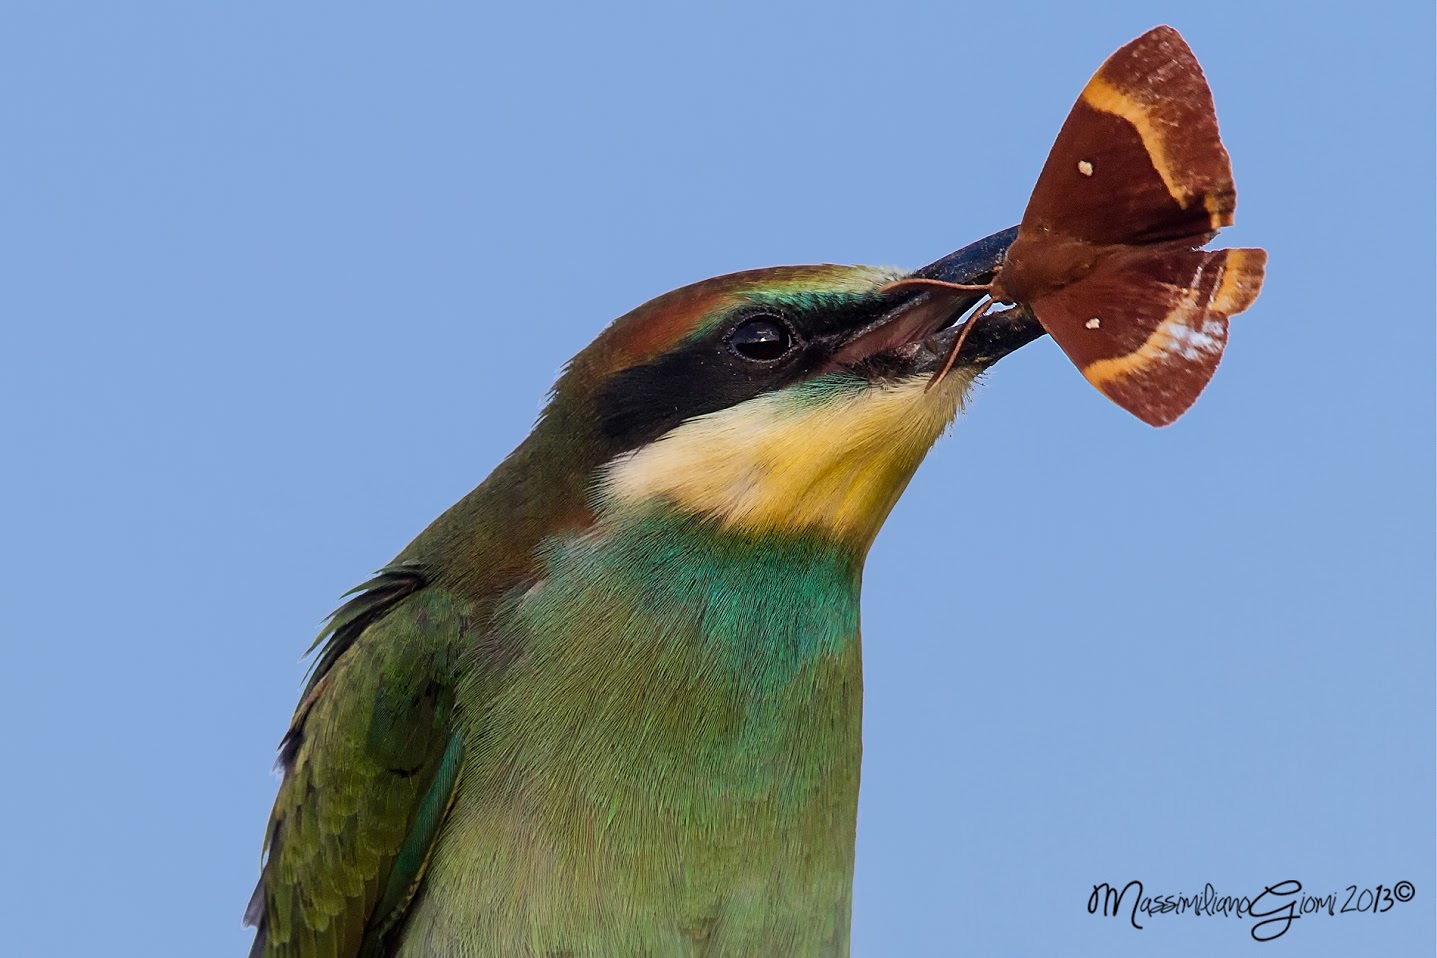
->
[597,371,976,549]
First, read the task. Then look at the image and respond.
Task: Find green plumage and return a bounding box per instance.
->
[400,507,864,955]
[253,500,866,957]
[249,577,467,958]
[248,253,1030,957]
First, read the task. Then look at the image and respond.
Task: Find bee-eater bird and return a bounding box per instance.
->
[247,227,1042,958]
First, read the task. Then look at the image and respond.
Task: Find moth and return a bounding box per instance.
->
[912,25,1267,426]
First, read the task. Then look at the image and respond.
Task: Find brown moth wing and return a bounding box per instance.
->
[1032,245,1266,426]
[998,26,1237,306]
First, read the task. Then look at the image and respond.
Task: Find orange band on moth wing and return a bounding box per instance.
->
[1080,293,1226,388]
[1202,191,1235,230]
[1210,248,1268,315]
[1080,76,1188,207]
[1081,76,1233,233]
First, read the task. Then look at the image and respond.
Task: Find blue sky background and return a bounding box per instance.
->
[2,3,1431,956]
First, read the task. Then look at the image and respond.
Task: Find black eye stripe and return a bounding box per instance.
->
[591,296,890,454]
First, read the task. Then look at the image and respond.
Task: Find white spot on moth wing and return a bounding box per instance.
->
[1077,160,1094,176]
[1085,317,1101,330]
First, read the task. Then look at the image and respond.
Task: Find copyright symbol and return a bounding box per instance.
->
[1394,881,1415,902]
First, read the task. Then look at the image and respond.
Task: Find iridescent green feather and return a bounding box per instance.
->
[362,732,464,953]
[248,581,469,958]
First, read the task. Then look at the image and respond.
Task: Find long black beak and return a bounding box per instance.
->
[828,226,1046,373]
[912,226,1046,369]
[914,225,1018,287]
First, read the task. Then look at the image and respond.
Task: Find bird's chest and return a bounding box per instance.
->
[405,518,865,956]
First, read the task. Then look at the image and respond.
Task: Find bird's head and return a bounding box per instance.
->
[510,228,1041,556]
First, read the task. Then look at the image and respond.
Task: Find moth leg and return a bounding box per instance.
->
[927,296,993,390]
[880,277,991,295]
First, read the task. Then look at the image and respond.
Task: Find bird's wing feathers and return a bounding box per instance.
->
[247,566,469,958]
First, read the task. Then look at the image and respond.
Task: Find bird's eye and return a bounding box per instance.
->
[727,316,796,362]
